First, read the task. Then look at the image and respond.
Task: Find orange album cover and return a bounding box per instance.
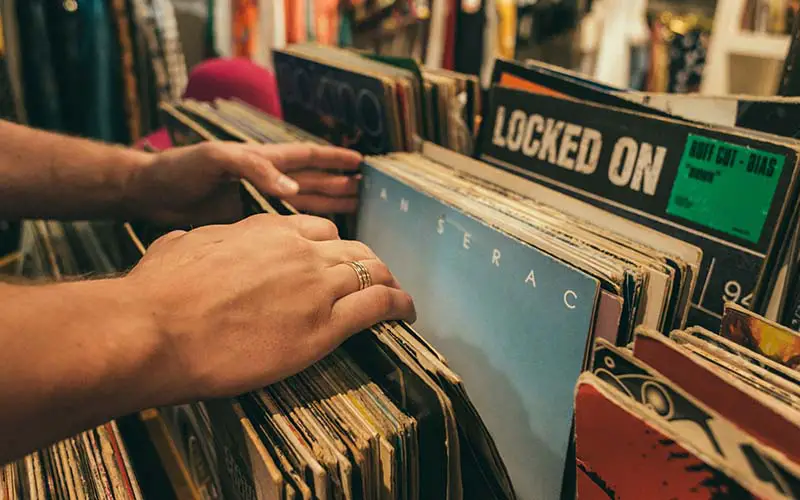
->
[722,302,800,370]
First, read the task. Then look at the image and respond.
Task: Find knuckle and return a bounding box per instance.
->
[164,229,187,239]
[152,229,186,246]
[306,144,320,163]
[373,286,396,315]
[286,214,312,225]
[373,261,391,281]
[327,183,346,196]
[354,241,376,258]
[271,150,287,168]
[242,212,280,227]
[198,142,231,163]
[290,214,339,238]
[319,218,339,238]
[337,178,358,195]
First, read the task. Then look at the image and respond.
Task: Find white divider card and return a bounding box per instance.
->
[356,164,600,500]
[478,87,800,332]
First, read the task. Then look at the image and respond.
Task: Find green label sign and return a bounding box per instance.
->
[666,134,784,243]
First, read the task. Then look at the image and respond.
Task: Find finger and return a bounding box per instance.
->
[315,240,377,266]
[280,214,340,241]
[282,194,358,214]
[327,258,399,299]
[329,286,417,339]
[199,143,301,198]
[290,171,360,197]
[244,143,362,173]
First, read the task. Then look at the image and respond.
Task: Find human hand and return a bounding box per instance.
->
[126,142,362,226]
[124,214,415,403]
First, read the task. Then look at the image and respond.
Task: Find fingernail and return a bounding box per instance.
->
[276,175,299,194]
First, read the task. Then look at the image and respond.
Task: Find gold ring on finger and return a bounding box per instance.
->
[345,261,372,291]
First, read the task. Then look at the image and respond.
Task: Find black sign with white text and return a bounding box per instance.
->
[478,87,800,330]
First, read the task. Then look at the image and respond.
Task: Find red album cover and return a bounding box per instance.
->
[632,330,800,463]
[575,374,760,499]
[577,466,613,499]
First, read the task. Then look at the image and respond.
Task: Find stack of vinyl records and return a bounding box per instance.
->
[155,47,800,493]
[272,43,481,156]
[7,45,800,499]
[1,220,143,498]
[578,306,800,498]
[120,112,516,499]
[0,421,142,499]
[267,48,800,498]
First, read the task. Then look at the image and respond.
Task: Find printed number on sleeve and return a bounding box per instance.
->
[723,280,752,308]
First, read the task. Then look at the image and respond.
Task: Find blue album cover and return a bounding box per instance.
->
[357,163,600,499]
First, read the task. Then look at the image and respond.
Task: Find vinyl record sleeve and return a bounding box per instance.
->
[721,301,800,370]
[357,159,600,500]
[273,46,400,154]
[592,338,800,496]
[632,329,800,462]
[673,327,800,398]
[381,150,678,340]
[240,394,314,500]
[137,408,206,499]
[681,326,800,388]
[575,371,799,499]
[373,322,515,499]
[423,142,702,334]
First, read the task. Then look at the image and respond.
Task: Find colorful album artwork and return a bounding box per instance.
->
[721,303,800,370]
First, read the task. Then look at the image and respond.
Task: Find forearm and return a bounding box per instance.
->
[0,120,154,220]
[0,278,167,463]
